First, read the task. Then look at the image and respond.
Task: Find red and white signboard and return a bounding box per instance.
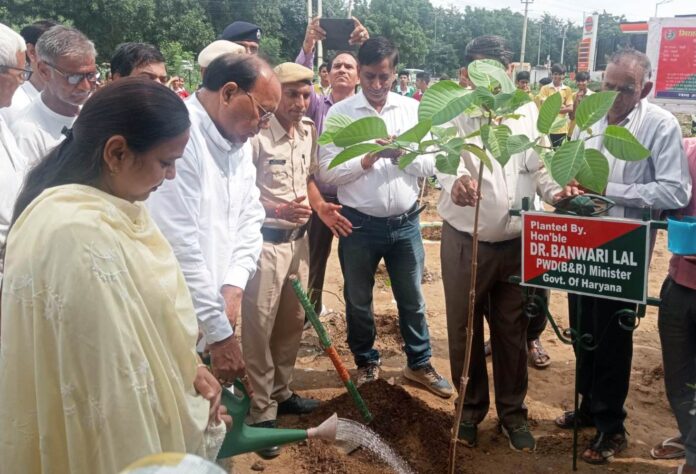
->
[647,17,696,114]
[577,14,599,72]
[522,212,650,304]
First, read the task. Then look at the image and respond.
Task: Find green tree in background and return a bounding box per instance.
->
[1,1,627,79]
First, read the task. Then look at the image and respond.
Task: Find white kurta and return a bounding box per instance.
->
[0,80,40,125]
[147,94,264,346]
[0,184,210,474]
[0,115,26,281]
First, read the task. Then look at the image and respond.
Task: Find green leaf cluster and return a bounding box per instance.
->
[319,59,649,192]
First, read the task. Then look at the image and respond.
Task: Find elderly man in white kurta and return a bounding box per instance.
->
[148,53,280,386]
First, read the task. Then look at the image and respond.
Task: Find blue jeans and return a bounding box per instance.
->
[338,205,432,369]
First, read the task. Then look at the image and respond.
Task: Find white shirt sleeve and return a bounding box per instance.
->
[148,147,233,344]
[222,156,264,289]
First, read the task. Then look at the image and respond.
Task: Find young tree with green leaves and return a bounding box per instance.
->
[319,58,649,474]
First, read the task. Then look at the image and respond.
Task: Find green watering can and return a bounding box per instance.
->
[217,379,338,458]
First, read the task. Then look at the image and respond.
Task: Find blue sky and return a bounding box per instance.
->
[430,0,695,23]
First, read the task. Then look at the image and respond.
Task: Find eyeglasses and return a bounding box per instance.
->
[244,90,274,124]
[44,62,100,85]
[0,65,32,82]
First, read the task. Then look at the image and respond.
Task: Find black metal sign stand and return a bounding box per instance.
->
[510,198,665,470]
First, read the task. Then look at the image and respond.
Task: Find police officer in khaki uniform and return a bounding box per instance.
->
[243,62,321,459]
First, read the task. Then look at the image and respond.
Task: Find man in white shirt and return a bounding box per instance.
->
[438,35,569,453]
[0,19,57,125]
[319,37,453,398]
[11,25,98,167]
[0,23,29,281]
[148,53,280,387]
[557,49,691,465]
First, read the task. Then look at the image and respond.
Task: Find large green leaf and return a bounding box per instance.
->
[333,116,389,147]
[324,113,353,133]
[550,140,585,186]
[462,143,493,171]
[440,136,465,156]
[549,115,569,134]
[540,150,555,173]
[494,89,533,115]
[431,125,458,139]
[395,119,432,145]
[603,125,651,161]
[328,143,385,169]
[537,92,562,134]
[435,153,461,175]
[467,59,515,93]
[507,134,535,155]
[398,151,420,170]
[418,80,470,123]
[574,91,618,131]
[432,93,477,125]
[471,88,495,110]
[319,113,354,145]
[481,124,512,166]
[576,149,610,193]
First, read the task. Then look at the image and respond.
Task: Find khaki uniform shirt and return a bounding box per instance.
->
[251,115,318,230]
[536,83,574,135]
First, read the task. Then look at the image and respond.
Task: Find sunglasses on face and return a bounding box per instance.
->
[244,90,273,124]
[0,65,32,81]
[45,62,100,85]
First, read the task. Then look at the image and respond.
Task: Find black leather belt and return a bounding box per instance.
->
[343,202,426,227]
[261,223,308,243]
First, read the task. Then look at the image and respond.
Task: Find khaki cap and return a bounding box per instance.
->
[273,62,314,84]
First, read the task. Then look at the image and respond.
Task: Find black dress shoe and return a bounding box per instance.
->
[277,393,320,415]
[250,420,281,459]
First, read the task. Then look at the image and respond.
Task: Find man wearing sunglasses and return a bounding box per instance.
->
[148,54,280,402]
[11,25,97,167]
[0,23,29,282]
[0,19,58,125]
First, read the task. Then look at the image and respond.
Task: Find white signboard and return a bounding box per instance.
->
[646,17,696,114]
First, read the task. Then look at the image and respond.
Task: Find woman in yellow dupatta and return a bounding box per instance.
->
[0,78,228,473]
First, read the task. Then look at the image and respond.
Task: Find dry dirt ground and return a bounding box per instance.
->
[231,190,682,474]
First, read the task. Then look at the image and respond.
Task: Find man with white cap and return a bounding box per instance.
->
[197,40,245,80]
[243,62,323,459]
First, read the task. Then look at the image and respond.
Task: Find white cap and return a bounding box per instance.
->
[197,40,245,68]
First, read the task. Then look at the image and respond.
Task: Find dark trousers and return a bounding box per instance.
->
[568,294,636,434]
[307,195,338,315]
[338,206,432,369]
[658,276,696,466]
[550,133,566,148]
[441,222,529,427]
[526,288,549,341]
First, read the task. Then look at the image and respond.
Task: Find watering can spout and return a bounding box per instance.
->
[217,379,337,459]
[307,413,338,442]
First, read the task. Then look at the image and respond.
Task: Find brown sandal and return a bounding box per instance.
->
[581,431,627,465]
[528,338,551,369]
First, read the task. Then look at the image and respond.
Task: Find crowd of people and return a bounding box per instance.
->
[0,14,694,474]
